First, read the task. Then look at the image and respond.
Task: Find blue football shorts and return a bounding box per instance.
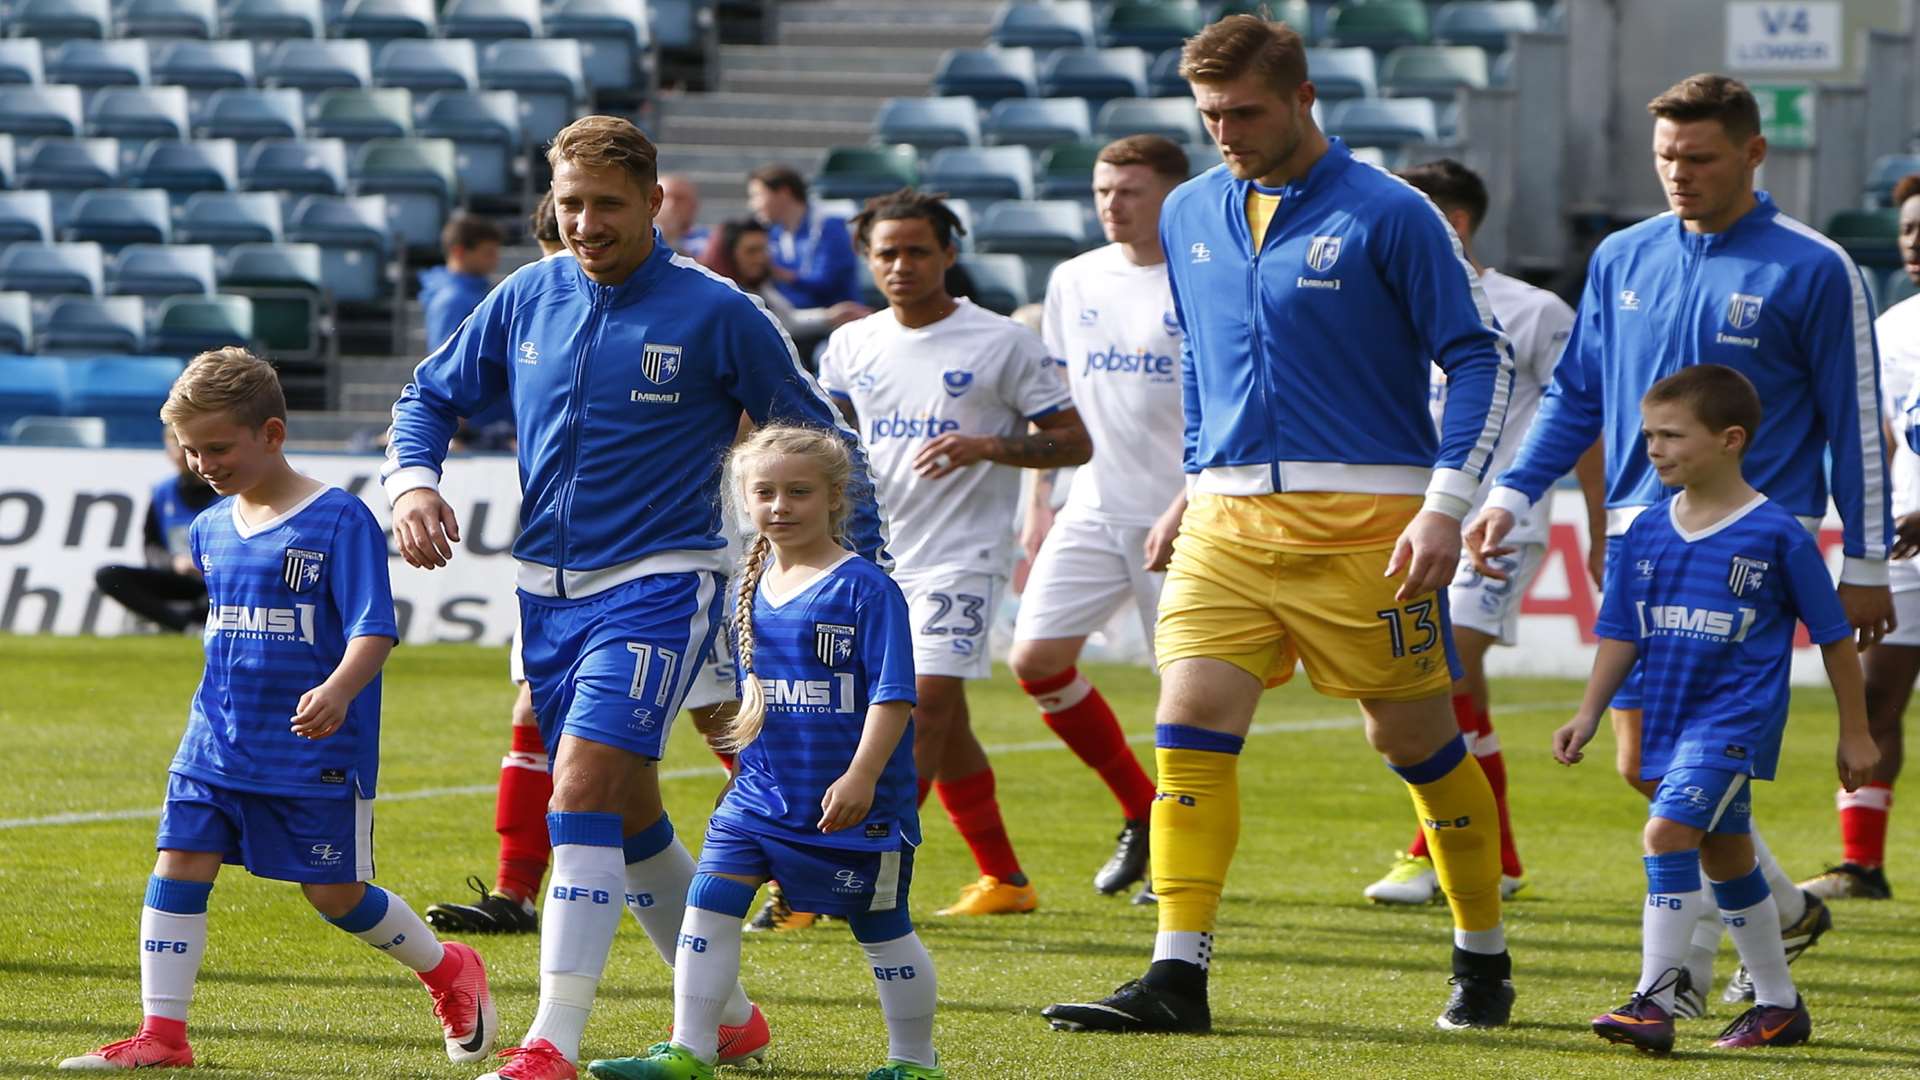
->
[518,571,727,761]
[697,816,914,918]
[156,772,373,884]
[1648,765,1753,834]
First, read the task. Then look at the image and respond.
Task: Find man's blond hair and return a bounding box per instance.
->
[547,115,659,189]
[159,347,287,430]
[1178,13,1308,93]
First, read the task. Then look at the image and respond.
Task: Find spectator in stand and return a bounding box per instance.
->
[531,190,564,257]
[420,215,504,352]
[748,163,861,308]
[701,218,866,356]
[659,173,710,257]
[94,428,216,632]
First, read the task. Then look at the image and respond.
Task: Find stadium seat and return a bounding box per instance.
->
[350,136,455,250]
[943,196,977,252]
[0,358,71,435]
[308,87,415,143]
[241,137,348,195]
[178,190,284,246]
[0,190,53,243]
[440,0,542,41]
[150,293,254,356]
[18,136,117,188]
[1101,1,1206,51]
[8,414,107,447]
[1380,46,1490,100]
[286,193,390,302]
[64,189,170,247]
[7,0,113,43]
[874,97,981,152]
[37,295,145,353]
[480,40,587,148]
[1328,97,1439,147]
[956,252,1028,314]
[0,41,46,87]
[1434,1,1540,50]
[1038,137,1102,199]
[222,0,325,39]
[86,86,190,140]
[332,0,437,41]
[219,241,324,353]
[1304,47,1378,102]
[152,41,255,91]
[814,144,919,201]
[0,133,12,188]
[0,86,85,139]
[110,243,218,296]
[129,139,239,195]
[1097,97,1204,143]
[992,1,1096,50]
[118,0,220,39]
[375,40,481,94]
[1216,0,1309,30]
[413,90,520,198]
[1827,208,1901,269]
[1329,1,1431,48]
[50,40,153,89]
[984,97,1092,149]
[545,0,652,95]
[1867,154,1920,208]
[933,47,1039,104]
[1490,48,1513,86]
[263,40,374,92]
[1889,270,1920,309]
[974,198,1087,256]
[1040,48,1150,107]
[198,89,307,141]
[68,355,185,444]
[0,291,30,352]
[924,145,1035,204]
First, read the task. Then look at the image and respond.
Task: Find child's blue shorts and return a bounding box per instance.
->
[698,816,914,918]
[1648,765,1752,834]
[156,772,372,884]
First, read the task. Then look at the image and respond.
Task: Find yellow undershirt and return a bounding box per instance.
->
[1246,188,1281,249]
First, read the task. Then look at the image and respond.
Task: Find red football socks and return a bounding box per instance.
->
[936,767,1023,880]
[1839,782,1893,868]
[495,724,552,903]
[1020,667,1156,822]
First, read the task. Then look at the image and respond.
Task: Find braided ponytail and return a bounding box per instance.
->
[718,532,773,751]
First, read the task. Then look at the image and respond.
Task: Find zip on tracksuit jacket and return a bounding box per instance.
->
[382,238,889,599]
[1486,192,1889,584]
[1162,138,1515,517]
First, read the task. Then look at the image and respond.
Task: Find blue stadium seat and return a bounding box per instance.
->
[992,2,1096,50]
[222,0,324,39]
[7,413,107,446]
[118,0,219,39]
[110,243,218,296]
[18,136,117,188]
[198,89,306,141]
[351,137,454,250]
[308,87,415,142]
[0,357,70,434]
[984,97,1091,149]
[0,242,106,294]
[1379,45,1489,100]
[546,0,651,94]
[1433,1,1540,50]
[0,41,46,86]
[49,41,152,89]
[974,198,1087,256]
[0,190,53,242]
[376,39,480,94]
[956,252,1028,314]
[1100,1,1205,52]
[1490,47,1513,86]
[1147,47,1185,97]
[1867,154,1920,208]
[68,355,185,444]
[648,0,707,52]
[153,42,254,92]
[219,240,324,354]
[37,295,145,353]
[1435,99,1459,141]
[0,291,29,352]
[924,145,1034,204]
[86,86,190,140]
[7,0,113,43]
[414,90,519,198]
[1040,47,1149,107]
[1305,46,1377,102]
[933,48,1038,104]
[874,97,980,152]
[332,0,437,41]
[480,40,588,148]
[814,144,919,201]
[129,139,239,195]
[220,241,325,292]
[64,189,171,247]
[441,0,542,41]
[286,193,390,302]
[1327,97,1439,147]
[0,86,84,138]
[178,190,284,245]
[1096,97,1203,142]
[0,132,11,188]
[242,137,348,195]
[264,40,373,92]
[150,293,253,356]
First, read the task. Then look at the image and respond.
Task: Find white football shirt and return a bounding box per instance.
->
[819,299,1072,577]
[1042,243,1187,527]
[1878,294,1920,590]
[1431,268,1575,546]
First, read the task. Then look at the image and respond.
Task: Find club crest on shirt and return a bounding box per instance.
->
[1726,293,1764,331]
[815,622,855,667]
[1728,555,1769,598]
[1305,235,1343,273]
[1078,307,1098,326]
[282,547,325,593]
[640,342,682,385]
[941,370,974,398]
[1162,310,1182,336]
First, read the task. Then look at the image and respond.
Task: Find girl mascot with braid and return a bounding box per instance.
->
[587,424,942,1080]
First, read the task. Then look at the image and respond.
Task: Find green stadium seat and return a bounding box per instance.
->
[1038,137,1104,199]
[351,136,456,251]
[1826,209,1900,269]
[219,242,325,355]
[1379,45,1489,100]
[1101,1,1207,52]
[150,294,254,357]
[1329,1,1431,49]
[308,88,415,142]
[815,144,919,201]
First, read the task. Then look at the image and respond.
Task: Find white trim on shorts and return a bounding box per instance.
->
[353,794,374,881]
[1706,773,1750,832]
[869,849,902,912]
[656,571,723,745]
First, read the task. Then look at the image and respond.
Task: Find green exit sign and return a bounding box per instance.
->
[1752,82,1814,149]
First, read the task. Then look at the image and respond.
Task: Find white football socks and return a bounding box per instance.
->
[863,932,937,1069]
[139,907,207,1023]
[627,837,753,1027]
[671,906,744,1064]
[331,887,446,973]
[1749,829,1807,927]
[526,827,626,1061]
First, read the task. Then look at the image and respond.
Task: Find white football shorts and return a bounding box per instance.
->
[1013,514,1163,646]
[1447,541,1548,646]
[682,625,741,711]
[897,566,1004,680]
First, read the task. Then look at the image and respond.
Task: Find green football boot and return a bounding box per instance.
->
[586,1043,713,1080]
[866,1060,947,1080]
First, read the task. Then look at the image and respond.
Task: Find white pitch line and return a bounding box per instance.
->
[2,700,1581,831]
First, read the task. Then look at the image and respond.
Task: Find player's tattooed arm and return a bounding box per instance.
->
[914,408,1092,479]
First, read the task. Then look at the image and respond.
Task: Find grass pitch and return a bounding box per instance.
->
[3,634,1917,1078]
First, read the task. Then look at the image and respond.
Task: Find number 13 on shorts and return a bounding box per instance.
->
[1374,599,1440,659]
